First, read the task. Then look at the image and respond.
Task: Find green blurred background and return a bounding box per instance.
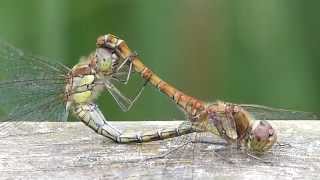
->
[0,0,319,121]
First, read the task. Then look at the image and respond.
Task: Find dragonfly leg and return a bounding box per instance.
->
[142,141,191,161]
[104,80,146,112]
[211,150,235,164]
[190,135,236,164]
[141,136,235,164]
[191,139,229,146]
[120,138,192,163]
[114,51,138,84]
[276,141,292,148]
[245,152,273,165]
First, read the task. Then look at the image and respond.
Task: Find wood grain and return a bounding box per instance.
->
[0,121,319,180]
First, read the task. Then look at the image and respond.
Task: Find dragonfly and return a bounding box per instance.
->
[0,38,209,148]
[96,34,320,154]
[0,40,154,140]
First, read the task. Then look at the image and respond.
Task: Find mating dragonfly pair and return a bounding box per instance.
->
[0,34,318,154]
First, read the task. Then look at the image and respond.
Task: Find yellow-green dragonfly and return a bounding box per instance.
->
[0,39,207,147]
[0,40,149,141]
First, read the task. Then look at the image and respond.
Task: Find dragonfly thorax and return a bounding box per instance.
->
[64,46,132,111]
[66,72,104,105]
[64,49,117,105]
[199,101,276,153]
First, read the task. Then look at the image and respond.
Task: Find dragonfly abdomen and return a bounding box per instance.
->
[74,104,122,141]
[116,126,194,143]
[97,34,206,116]
[74,103,195,143]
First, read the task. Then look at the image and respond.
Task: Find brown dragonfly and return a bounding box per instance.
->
[96,34,319,154]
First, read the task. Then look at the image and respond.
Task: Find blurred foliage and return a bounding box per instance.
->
[0,0,319,121]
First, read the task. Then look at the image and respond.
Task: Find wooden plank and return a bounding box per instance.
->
[0,121,319,179]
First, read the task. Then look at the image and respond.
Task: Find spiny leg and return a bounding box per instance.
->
[114,51,138,85]
[276,141,292,148]
[104,79,145,112]
[191,134,273,165]
[191,133,235,164]
[104,51,147,112]
[96,35,146,112]
[245,152,273,165]
[142,141,191,161]
[141,133,235,164]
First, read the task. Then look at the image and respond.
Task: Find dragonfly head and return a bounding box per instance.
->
[95,47,133,81]
[95,48,119,75]
[95,48,114,74]
[246,120,277,153]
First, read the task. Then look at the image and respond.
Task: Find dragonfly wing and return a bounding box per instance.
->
[0,41,70,124]
[240,104,320,120]
[0,41,70,81]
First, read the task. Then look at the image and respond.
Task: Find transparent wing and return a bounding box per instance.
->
[0,41,70,126]
[0,41,69,81]
[104,80,133,112]
[239,104,320,120]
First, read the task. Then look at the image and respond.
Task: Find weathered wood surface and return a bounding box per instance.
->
[0,121,319,180]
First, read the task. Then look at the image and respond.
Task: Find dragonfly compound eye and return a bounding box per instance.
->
[247,120,277,153]
[95,48,113,73]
